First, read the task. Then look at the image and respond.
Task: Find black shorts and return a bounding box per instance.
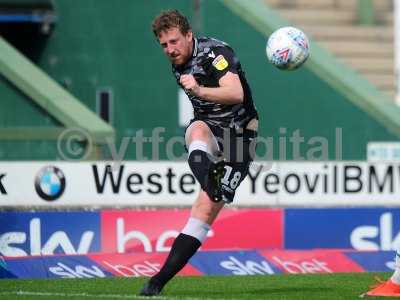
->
[185,119,257,203]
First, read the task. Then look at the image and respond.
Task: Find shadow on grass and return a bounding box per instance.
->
[171,286,334,298]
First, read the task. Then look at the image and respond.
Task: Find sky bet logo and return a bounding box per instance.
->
[34,166,66,201]
[189,251,282,275]
[0,212,100,257]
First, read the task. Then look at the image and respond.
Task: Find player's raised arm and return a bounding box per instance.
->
[180,72,244,104]
[184,45,245,105]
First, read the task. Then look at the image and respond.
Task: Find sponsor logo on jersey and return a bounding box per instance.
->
[212,55,228,71]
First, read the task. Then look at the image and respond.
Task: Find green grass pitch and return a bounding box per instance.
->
[0,273,393,300]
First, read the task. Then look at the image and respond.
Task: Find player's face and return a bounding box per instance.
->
[158,27,193,66]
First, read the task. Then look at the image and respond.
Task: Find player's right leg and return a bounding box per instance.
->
[185,120,225,202]
[139,191,224,296]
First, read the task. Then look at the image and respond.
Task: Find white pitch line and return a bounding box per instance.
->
[0,291,230,300]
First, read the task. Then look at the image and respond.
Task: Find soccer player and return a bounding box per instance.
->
[139,9,258,296]
[363,250,400,297]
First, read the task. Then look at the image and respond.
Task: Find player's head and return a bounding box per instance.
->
[152,10,193,66]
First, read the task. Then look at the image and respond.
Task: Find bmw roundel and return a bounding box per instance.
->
[34,166,66,201]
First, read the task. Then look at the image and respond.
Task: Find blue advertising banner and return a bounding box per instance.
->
[189,250,282,275]
[0,258,16,279]
[0,212,101,257]
[4,255,113,279]
[345,251,395,272]
[284,208,400,250]
[0,249,395,279]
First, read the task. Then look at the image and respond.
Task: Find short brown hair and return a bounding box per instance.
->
[152,10,191,37]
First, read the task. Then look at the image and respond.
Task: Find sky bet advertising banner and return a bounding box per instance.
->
[0,250,396,279]
[1,209,400,279]
[0,161,400,207]
[1,208,400,256]
[284,208,400,251]
[0,209,282,258]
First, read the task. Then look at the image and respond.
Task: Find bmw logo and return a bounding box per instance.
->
[34,166,66,201]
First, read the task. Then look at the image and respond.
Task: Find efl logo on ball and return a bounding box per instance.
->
[266,26,310,71]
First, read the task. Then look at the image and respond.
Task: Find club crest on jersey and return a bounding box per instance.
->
[212,55,228,71]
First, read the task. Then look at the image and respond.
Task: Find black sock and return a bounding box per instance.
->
[150,233,201,288]
[188,150,212,189]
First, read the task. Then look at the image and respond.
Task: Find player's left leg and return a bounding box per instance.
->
[185,120,225,202]
[362,250,400,297]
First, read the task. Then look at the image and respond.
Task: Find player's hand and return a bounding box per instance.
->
[180,75,200,96]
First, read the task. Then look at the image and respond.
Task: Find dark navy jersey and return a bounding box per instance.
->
[172,36,258,130]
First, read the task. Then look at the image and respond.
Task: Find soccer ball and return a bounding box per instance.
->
[266,26,310,70]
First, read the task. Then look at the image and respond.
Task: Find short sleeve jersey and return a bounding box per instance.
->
[172,37,258,129]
